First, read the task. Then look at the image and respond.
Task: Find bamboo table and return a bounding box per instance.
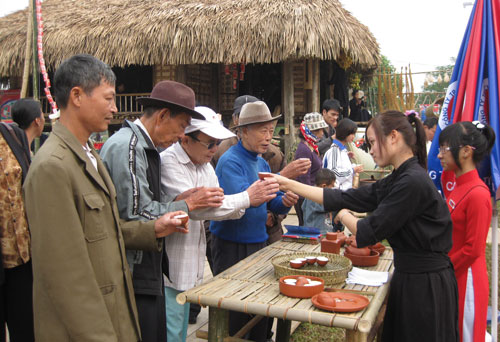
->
[177,241,394,342]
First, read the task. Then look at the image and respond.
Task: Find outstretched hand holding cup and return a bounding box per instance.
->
[154,210,189,238]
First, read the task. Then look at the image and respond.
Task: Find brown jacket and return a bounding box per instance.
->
[24,122,160,342]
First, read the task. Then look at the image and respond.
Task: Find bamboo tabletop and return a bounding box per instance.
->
[177,241,394,334]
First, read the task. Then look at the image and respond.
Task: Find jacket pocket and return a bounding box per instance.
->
[100,284,120,334]
[83,193,108,242]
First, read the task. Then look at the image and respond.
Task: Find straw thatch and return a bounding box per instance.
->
[0,0,380,77]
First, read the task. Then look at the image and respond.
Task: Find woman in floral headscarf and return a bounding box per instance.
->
[293,112,328,225]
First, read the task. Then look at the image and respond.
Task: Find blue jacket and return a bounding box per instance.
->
[210,141,290,243]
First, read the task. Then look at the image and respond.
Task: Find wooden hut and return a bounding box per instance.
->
[0,0,380,156]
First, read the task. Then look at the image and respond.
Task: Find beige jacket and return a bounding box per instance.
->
[24,122,160,342]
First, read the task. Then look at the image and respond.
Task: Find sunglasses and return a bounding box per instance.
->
[191,135,222,149]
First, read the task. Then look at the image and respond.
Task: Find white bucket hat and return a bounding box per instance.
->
[303,112,328,131]
[185,106,235,140]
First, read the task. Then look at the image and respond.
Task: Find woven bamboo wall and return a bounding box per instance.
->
[153,64,176,84]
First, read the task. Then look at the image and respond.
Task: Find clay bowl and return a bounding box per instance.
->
[316,256,329,266]
[305,256,317,265]
[296,257,307,266]
[343,250,380,267]
[174,214,189,226]
[326,232,337,241]
[290,260,303,269]
[258,172,273,180]
[369,242,386,255]
[345,246,371,256]
[279,275,325,298]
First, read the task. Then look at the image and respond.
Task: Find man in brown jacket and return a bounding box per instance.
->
[23,54,188,342]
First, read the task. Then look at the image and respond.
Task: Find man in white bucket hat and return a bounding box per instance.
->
[159,106,279,342]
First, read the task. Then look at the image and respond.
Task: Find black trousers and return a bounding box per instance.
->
[0,261,34,342]
[212,236,268,342]
[135,293,166,342]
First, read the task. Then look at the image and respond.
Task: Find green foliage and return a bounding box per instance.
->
[290,323,345,342]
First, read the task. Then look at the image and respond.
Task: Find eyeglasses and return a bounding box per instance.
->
[439,145,476,154]
[191,135,222,149]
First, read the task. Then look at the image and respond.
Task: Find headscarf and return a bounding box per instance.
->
[300,121,319,155]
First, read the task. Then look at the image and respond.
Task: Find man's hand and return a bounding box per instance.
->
[353,164,364,173]
[280,158,311,179]
[154,210,189,238]
[175,187,203,201]
[282,191,299,207]
[247,178,280,207]
[184,187,224,211]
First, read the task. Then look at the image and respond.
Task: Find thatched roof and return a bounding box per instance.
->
[0,0,380,77]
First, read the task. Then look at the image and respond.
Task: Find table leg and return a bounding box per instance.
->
[208,307,229,342]
[345,329,368,342]
[275,319,291,342]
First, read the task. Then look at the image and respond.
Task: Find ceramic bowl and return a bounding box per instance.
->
[295,258,307,266]
[290,260,303,269]
[279,275,325,298]
[343,250,380,267]
[316,256,329,266]
[305,256,317,265]
[258,172,273,180]
[174,214,189,226]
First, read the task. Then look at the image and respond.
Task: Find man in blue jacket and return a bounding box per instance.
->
[210,101,298,341]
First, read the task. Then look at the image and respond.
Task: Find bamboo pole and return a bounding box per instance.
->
[282,61,295,162]
[31,0,39,100]
[377,68,383,113]
[408,65,415,109]
[311,59,320,112]
[20,0,33,98]
[208,307,229,342]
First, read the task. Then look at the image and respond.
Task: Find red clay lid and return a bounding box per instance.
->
[312,291,369,312]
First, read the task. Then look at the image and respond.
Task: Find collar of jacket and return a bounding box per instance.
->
[51,121,112,196]
[123,120,156,151]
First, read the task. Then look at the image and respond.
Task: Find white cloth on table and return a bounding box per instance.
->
[345,267,389,287]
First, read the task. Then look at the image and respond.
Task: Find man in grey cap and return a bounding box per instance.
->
[100,81,224,342]
[210,101,299,341]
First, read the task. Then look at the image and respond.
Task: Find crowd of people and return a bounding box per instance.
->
[0,53,496,342]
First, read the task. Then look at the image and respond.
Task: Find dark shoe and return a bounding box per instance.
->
[188,316,197,324]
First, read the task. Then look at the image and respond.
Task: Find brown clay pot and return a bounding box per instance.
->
[337,232,347,246]
[326,232,337,241]
[345,246,371,256]
[343,250,380,267]
[369,242,386,255]
[279,275,325,298]
[321,239,340,254]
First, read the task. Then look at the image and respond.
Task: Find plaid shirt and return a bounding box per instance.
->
[160,142,249,291]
